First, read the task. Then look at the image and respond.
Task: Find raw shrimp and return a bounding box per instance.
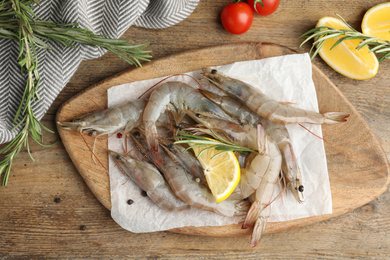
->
[129,131,249,217]
[199,90,304,202]
[58,99,148,136]
[109,150,190,212]
[184,111,276,200]
[133,127,206,182]
[185,116,282,246]
[159,139,206,184]
[142,81,237,153]
[241,128,283,248]
[230,124,277,200]
[248,203,271,248]
[202,68,350,125]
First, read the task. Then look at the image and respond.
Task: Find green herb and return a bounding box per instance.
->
[0,0,151,186]
[300,14,390,62]
[174,130,257,159]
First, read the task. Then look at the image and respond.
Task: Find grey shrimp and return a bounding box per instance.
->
[185,116,282,246]
[199,89,304,202]
[129,130,249,217]
[202,68,350,125]
[242,127,283,248]
[58,99,148,136]
[142,81,237,153]
[184,111,278,200]
[109,150,190,212]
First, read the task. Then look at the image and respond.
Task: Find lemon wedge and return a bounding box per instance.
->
[191,143,240,203]
[316,16,379,80]
[362,2,390,41]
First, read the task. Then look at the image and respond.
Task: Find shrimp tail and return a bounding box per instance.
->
[241,201,262,229]
[249,216,268,248]
[323,112,350,124]
[145,123,159,153]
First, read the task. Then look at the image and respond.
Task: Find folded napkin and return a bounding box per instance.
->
[0,0,199,144]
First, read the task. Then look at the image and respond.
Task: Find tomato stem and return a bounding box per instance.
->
[254,0,265,11]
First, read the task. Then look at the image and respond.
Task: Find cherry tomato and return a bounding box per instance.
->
[221,3,253,35]
[248,0,280,16]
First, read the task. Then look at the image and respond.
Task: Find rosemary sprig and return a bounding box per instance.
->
[0,3,151,66]
[0,0,50,186]
[174,130,257,159]
[0,22,151,67]
[0,0,151,186]
[300,14,390,62]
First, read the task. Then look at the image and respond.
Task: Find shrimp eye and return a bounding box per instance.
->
[115,155,121,160]
[168,144,173,149]
[298,185,304,192]
[195,113,202,118]
[88,132,93,136]
[133,131,140,137]
[211,69,217,74]
[240,122,245,126]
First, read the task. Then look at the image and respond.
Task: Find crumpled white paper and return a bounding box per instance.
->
[107,53,332,233]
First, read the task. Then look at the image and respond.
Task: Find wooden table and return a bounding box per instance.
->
[1,1,389,258]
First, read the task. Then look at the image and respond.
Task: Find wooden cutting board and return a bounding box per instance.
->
[56,42,390,237]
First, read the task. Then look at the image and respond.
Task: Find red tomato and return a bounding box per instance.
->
[221,3,253,35]
[248,0,280,16]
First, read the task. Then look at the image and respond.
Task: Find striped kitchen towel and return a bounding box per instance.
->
[0,0,199,144]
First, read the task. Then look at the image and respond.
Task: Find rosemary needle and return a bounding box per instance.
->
[174,130,258,159]
[300,14,390,62]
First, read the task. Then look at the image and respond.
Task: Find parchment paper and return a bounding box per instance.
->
[107,53,332,233]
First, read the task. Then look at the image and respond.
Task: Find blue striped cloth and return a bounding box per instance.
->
[0,0,199,144]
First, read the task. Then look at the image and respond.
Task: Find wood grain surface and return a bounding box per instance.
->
[1,0,390,258]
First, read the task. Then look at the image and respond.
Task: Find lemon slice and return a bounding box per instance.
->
[191,143,240,203]
[316,16,379,80]
[362,2,390,40]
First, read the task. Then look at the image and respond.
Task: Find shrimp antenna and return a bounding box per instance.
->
[121,151,150,186]
[138,73,203,99]
[114,145,139,168]
[91,134,105,164]
[298,123,327,142]
[78,132,107,172]
[267,184,288,208]
[115,162,133,186]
